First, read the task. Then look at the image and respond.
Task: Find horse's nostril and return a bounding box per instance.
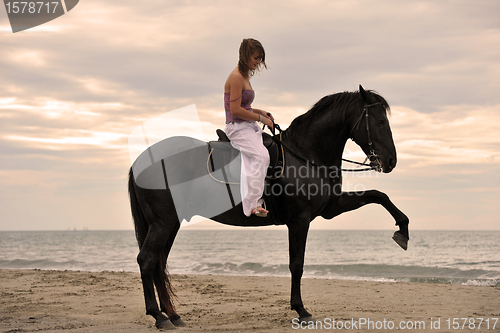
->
[388,158,397,169]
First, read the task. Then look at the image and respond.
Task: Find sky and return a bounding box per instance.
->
[0,0,499,231]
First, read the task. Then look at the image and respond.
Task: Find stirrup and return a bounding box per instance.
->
[253,207,267,218]
[253,200,267,218]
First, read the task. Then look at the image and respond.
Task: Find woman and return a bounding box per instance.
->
[224,38,274,217]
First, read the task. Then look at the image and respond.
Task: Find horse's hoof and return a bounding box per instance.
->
[171,318,186,327]
[298,315,316,324]
[393,231,408,251]
[156,318,176,330]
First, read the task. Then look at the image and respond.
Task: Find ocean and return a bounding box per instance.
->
[0,229,498,287]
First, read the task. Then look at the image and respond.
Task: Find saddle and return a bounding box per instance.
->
[212,129,283,179]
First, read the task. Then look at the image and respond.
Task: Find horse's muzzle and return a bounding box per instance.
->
[370,154,396,173]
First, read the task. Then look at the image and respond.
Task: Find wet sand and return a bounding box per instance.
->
[1,269,499,332]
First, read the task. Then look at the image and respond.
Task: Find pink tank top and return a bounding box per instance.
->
[224,90,255,124]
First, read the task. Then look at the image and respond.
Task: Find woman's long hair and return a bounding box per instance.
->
[238,38,267,78]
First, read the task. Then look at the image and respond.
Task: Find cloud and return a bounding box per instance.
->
[0,0,499,230]
[390,105,500,168]
[3,0,499,111]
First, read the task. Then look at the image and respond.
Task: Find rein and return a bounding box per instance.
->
[270,102,383,173]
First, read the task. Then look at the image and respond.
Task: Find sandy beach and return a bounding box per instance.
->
[1,269,499,332]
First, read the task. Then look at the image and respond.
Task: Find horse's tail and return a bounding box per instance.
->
[128,168,177,317]
[156,251,178,317]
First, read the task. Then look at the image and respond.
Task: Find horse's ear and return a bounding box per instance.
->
[359,85,369,104]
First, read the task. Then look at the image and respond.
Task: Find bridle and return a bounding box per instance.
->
[345,102,384,172]
[269,102,384,173]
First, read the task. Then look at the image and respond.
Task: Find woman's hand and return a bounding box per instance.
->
[255,109,274,130]
[264,111,274,122]
[261,116,274,130]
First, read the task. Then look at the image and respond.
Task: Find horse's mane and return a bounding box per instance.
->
[285,90,390,139]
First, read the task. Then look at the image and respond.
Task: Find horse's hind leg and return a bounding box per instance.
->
[137,223,177,330]
[153,222,186,327]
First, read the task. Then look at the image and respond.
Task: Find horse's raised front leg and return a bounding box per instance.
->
[325,190,409,250]
[287,220,315,323]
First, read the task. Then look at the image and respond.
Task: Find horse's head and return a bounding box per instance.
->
[350,85,397,173]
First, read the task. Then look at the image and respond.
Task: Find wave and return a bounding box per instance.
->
[171,262,500,287]
[2,259,498,287]
[0,259,83,270]
[0,259,137,272]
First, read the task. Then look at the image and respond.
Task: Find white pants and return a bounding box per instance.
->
[225,121,270,216]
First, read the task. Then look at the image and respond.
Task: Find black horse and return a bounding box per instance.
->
[128,85,409,329]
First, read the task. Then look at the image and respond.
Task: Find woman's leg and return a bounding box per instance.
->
[225,122,270,216]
